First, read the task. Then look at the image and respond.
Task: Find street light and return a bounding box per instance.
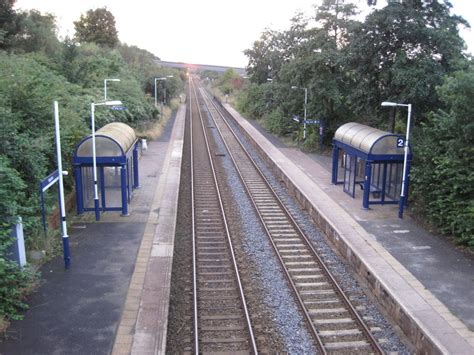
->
[292,86,308,139]
[104,78,120,100]
[90,100,122,221]
[154,75,174,107]
[381,101,412,218]
[53,101,71,268]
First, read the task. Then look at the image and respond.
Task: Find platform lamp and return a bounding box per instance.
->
[381,101,412,218]
[90,100,123,221]
[154,75,174,107]
[53,101,71,268]
[291,86,308,139]
[104,78,120,100]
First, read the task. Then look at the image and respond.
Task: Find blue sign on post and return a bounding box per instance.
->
[39,169,60,233]
[40,169,60,192]
[304,119,320,125]
[110,105,127,111]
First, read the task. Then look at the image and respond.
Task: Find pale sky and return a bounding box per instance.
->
[14,0,474,68]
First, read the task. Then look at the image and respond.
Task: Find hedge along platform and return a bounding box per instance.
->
[73,122,140,217]
[331,122,412,210]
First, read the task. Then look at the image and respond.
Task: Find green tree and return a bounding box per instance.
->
[347,0,468,128]
[213,69,243,94]
[74,7,119,47]
[10,10,60,56]
[0,0,22,49]
[65,42,123,87]
[118,44,160,90]
[281,0,359,137]
[244,0,359,140]
[244,28,288,84]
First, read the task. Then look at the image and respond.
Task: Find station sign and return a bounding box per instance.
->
[110,105,127,111]
[40,169,59,192]
[397,137,405,148]
[304,119,320,125]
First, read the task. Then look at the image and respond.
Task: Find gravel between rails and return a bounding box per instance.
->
[167,91,411,353]
[206,112,318,353]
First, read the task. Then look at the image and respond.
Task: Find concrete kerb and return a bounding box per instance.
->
[224,104,472,354]
[111,105,185,355]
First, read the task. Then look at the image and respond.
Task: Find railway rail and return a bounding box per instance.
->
[189,77,258,353]
[194,78,384,354]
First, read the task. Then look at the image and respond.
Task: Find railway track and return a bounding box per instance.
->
[195,79,384,354]
[189,77,258,353]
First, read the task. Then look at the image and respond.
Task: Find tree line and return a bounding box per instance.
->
[0,2,184,328]
[237,0,473,246]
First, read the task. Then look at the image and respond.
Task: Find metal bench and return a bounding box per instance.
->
[359,183,381,198]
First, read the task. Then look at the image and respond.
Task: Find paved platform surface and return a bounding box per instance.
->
[225,104,474,354]
[0,106,185,355]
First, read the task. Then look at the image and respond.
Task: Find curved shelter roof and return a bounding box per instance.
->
[334,122,411,159]
[75,122,137,158]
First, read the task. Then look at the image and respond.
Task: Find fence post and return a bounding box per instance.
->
[9,217,27,267]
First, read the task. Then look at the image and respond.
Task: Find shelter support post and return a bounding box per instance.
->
[381,163,388,204]
[331,145,339,184]
[120,164,129,216]
[74,166,84,214]
[133,143,139,188]
[363,161,372,209]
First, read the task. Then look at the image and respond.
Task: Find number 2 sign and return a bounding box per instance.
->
[397,137,405,148]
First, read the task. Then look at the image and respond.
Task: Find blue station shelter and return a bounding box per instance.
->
[73,122,140,217]
[331,122,412,209]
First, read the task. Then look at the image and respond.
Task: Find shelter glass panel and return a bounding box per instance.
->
[370,163,383,201]
[81,166,94,209]
[386,163,402,200]
[102,167,122,209]
[343,154,356,197]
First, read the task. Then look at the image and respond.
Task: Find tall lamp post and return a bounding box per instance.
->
[90,100,122,221]
[292,86,308,139]
[104,78,120,100]
[154,75,174,107]
[381,101,412,218]
[53,101,71,268]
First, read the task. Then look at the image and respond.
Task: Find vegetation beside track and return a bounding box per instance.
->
[212,1,474,248]
[0,3,184,328]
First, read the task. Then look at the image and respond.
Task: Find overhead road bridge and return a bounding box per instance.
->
[155,60,246,75]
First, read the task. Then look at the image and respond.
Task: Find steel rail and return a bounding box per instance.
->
[199,86,384,354]
[189,77,258,354]
[188,76,200,353]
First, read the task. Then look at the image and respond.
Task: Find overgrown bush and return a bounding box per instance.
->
[0,3,184,326]
[236,83,267,119]
[0,253,38,328]
[0,159,39,327]
[411,66,474,246]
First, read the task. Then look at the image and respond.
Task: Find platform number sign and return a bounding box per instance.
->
[397,137,405,148]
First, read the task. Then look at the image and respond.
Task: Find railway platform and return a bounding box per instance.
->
[2,98,473,354]
[0,105,185,355]
[224,103,474,354]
